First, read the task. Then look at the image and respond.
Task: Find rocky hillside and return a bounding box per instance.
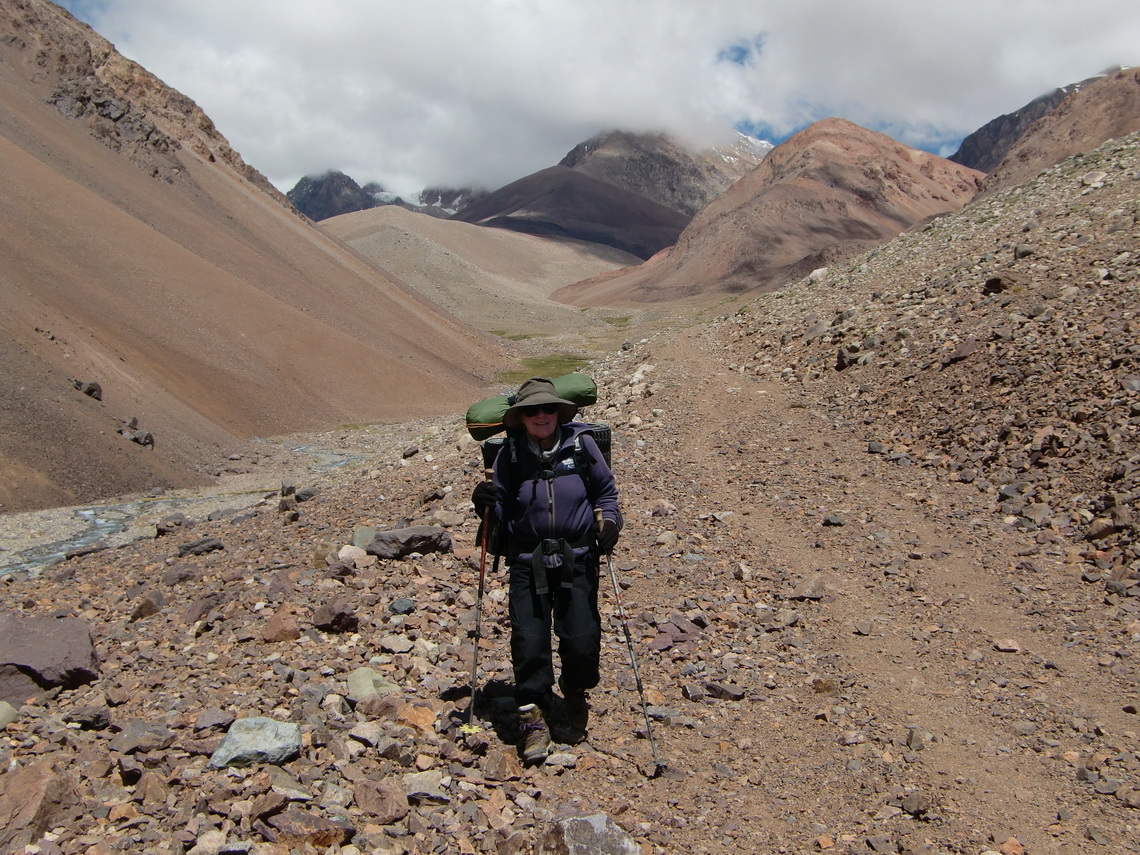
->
[555,118,983,305]
[982,66,1140,193]
[1,0,284,203]
[0,0,508,514]
[722,130,1140,603]
[948,71,1110,173]
[1,131,1138,855]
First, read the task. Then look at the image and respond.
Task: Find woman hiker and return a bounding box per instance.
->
[471,377,622,763]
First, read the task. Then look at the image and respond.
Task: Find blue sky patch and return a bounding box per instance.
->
[56,0,103,23]
[717,34,765,67]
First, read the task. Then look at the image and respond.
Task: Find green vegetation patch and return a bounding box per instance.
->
[497,353,591,384]
[601,316,631,328]
[489,330,549,342]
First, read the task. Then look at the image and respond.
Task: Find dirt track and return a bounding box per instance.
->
[1,315,1138,854]
[551,324,1139,853]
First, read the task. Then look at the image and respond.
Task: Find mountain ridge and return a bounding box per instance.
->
[451,164,691,260]
[981,65,1140,193]
[554,118,983,305]
[557,129,771,216]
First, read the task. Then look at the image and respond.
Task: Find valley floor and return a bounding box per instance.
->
[2,318,1138,855]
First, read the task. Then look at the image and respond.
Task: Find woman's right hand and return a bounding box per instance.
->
[472,481,501,515]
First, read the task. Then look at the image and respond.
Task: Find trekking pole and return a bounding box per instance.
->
[596,510,665,778]
[462,468,494,735]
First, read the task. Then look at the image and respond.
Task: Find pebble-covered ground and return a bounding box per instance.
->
[1,134,1139,855]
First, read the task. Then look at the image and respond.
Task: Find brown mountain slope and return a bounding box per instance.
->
[553,118,983,306]
[321,205,641,340]
[0,0,507,512]
[983,65,1140,192]
[452,165,690,260]
[947,72,1111,173]
[452,131,769,262]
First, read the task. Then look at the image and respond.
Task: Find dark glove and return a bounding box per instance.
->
[597,518,619,554]
[472,481,500,516]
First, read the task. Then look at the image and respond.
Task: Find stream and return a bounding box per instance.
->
[0,441,366,579]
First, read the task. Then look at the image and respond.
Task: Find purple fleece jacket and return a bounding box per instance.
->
[487,422,620,556]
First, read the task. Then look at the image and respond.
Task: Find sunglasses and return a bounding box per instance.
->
[520,403,559,417]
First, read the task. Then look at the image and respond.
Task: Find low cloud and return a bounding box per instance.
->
[61,0,1140,194]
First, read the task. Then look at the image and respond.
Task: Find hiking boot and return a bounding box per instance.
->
[559,676,590,734]
[517,704,552,764]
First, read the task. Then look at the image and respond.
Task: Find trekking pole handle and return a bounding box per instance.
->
[479,468,494,546]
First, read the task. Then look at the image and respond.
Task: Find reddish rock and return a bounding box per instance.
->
[0,761,79,852]
[0,613,99,705]
[482,748,524,782]
[262,609,302,642]
[354,779,410,824]
[397,702,438,733]
[264,808,354,847]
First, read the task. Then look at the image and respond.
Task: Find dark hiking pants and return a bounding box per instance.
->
[508,551,601,707]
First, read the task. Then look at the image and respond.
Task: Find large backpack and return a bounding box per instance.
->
[466,372,612,484]
[465,373,599,441]
[477,423,612,558]
[467,374,613,556]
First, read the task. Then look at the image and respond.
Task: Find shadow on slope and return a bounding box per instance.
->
[452,166,689,261]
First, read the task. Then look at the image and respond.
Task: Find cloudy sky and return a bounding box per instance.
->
[59,0,1140,197]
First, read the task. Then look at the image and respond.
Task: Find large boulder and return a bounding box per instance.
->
[365,526,452,559]
[208,716,303,769]
[0,613,99,706]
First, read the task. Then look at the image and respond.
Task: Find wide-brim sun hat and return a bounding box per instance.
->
[502,377,578,429]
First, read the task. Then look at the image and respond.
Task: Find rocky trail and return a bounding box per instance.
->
[1,321,1137,855]
[3,133,1140,854]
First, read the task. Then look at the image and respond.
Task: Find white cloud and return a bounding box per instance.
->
[59,0,1140,195]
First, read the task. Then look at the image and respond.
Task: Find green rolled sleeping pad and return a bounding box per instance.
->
[465,373,598,440]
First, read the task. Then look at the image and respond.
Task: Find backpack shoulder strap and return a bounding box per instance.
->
[503,432,521,488]
[504,430,595,494]
[572,433,595,498]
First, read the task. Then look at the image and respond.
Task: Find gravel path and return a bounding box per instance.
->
[2,135,1139,854]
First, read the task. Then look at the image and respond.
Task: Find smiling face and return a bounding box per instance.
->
[520,403,559,449]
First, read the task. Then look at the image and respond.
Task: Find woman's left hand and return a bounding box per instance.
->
[597,519,619,554]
